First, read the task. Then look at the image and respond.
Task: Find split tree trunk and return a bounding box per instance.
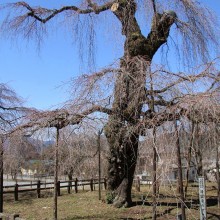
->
[104,0,176,208]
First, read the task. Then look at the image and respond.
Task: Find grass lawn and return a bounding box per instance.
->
[3,183,220,219]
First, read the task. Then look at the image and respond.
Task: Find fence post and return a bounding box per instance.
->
[67,181,71,194]
[90,178,93,191]
[37,180,41,198]
[104,177,107,190]
[136,177,140,192]
[74,178,78,193]
[14,184,18,201]
[0,213,20,219]
[176,214,182,220]
[57,181,61,196]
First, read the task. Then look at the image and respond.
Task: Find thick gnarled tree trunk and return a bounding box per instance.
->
[104,0,176,208]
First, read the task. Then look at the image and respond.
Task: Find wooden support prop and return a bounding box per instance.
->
[104,177,107,190]
[136,177,141,192]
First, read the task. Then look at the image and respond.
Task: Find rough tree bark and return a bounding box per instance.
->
[104,0,176,207]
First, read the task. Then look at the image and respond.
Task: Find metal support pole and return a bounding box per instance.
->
[0,139,3,213]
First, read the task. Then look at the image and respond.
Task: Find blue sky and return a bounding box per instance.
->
[0,0,220,110]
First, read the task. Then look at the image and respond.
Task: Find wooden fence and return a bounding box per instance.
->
[3,178,107,201]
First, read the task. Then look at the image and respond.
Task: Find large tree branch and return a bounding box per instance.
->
[11,105,113,134]
[10,1,114,24]
[140,109,184,131]
[144,11,177,59]
[142,95,175,107]
[0,105,29,112]
[112,0,141,37]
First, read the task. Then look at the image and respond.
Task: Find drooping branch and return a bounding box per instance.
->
[147,64,220,95]
[0,83,26,131]
[140,93,220,133]
[140,109,217,133]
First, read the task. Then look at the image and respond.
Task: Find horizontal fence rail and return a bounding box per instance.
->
[3,178,107,201]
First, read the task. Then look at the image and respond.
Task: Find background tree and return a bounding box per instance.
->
[0,83,24,213]
[4,133,40,179]
[2,0,220,209]
[58,129,107,180]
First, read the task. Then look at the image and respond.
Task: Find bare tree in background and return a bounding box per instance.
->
[0,83,24,213]
[2,0,220,209]
[58,128,106,180]
[4,132,39,179]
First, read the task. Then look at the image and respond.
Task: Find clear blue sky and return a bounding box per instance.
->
[0,0,220,110]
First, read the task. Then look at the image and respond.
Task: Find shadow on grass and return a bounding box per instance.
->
[207,212,220,219]
[130,197,219,219]
[65,216,142,220]
[4,190,54,205]
[132,197,218,207]
[4,192,35,204]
